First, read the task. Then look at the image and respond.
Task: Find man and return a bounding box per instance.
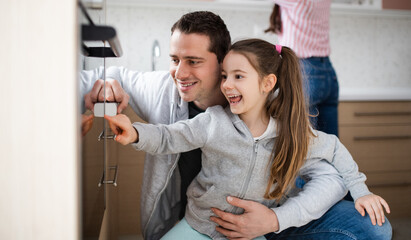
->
[81,11,391,240]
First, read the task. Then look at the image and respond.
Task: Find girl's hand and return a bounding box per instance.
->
[104,114,138,145]
[355,194,390,226]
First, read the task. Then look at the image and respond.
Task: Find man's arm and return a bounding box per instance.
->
[81,66,175,120]
[80,66,130,113]
[83,78,129,114]
[79,66,104,112]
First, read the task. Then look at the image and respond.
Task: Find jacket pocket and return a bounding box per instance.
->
[188,185,231,220]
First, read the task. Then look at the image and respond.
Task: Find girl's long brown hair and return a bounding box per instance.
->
[230,39,313,200]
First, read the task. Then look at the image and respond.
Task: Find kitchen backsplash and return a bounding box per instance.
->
[103,2,411,91]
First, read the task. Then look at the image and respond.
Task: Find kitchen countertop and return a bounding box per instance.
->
[339,88,411,101]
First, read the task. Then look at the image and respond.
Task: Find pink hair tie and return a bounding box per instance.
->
[275,44,282,54]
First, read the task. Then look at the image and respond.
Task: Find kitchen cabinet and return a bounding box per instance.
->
[383,0,411,10]
[80,1,145,238]
[82,107,145,239]
[338,101,411,218]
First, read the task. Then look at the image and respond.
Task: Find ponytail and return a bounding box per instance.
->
[264,46,312,200]
[229,39,312,200]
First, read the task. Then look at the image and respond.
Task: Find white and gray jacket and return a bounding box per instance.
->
[80,66,368,239]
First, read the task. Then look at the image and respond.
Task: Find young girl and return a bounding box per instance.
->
[105,39,390,239]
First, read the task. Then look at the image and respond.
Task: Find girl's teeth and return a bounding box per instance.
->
[228,95,242,103]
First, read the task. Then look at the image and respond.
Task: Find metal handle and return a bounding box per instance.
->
[98,130,116,141]
[354,111,411,117]
[354,135,411,141]
[98,165,119,187]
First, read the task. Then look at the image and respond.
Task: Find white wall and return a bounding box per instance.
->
[103,1,411,96]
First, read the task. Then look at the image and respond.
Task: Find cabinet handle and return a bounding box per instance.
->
[354,135,411,141]
[98,166,119,187]
[98,130,116,141]
[354,111,411,117]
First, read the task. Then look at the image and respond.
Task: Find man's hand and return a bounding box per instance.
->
[210,196,278,240]
[81,114,94,136]
[84,79,130,114]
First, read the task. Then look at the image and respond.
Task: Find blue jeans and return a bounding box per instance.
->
[265,200,392,240]
[300,57,339,136]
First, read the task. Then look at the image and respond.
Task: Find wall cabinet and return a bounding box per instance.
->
[339,101,411,218]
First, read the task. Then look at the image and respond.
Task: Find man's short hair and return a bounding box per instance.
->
[171,11,231,63]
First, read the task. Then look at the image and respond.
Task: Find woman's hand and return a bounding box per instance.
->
[210,196,278,240]
[355,194,390,226]
[104,114,138,145]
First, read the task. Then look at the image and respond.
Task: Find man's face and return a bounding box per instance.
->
[169,30,221,108]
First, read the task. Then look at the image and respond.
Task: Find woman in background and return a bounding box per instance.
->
[265,0,339,136]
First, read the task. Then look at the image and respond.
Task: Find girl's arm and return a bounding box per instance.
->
[273,159,347,232]
[311,131,390,226]
[104,111,210,155]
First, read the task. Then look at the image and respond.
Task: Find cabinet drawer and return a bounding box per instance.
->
[339,125,411,172]
[339,101,411,125]
[365,171,411,187]
[369,185,411,218]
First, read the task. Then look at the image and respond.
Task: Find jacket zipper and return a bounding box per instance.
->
[239,141,259,200]
[144,102,181,238]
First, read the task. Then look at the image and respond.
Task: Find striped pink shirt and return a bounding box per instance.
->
[275,0,331,58]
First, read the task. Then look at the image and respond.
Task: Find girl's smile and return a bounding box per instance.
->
[227,94,242,104]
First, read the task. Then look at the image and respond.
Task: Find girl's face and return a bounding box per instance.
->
[221,51,270,118]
